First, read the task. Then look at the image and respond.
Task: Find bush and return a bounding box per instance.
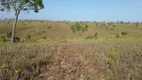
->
[121,31,128,36]
[112,25,115,27]
[0,32,12,42]
[136,23,139,26]
[42,31,46,33]
[93,32,98,39]
[25,34,31,40]
[14,37,20,42]
[41,36,47,39]
[116,34,120,39]
[120,21,124,24]
[108,22,112,25]
[1,36,8,42]
[6,32,11,38]
[48,26,52,29]
[86,32,98,40]
[110,28,115,30]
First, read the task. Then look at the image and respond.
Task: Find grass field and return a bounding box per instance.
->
[0,20,142,80]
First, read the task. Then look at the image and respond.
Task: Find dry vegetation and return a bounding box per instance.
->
[0,20,142,80]
[0,20,142,42]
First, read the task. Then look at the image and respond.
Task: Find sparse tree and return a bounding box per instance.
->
[82,24,88,37]
[0,0,44,43]
[71,22,82,40]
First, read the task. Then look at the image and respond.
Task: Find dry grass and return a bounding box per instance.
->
[0,20,142,41]
[0,20,142,80]
[0,42,142,80]
[0,43,53,80]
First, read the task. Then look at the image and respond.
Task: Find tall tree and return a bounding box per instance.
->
[0,0,44,43]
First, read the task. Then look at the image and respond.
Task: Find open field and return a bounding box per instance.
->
[0,20,142,80]
[0,20,142,42]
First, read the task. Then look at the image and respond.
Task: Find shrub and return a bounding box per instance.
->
[120,21,124,24]
[48,26,52,29]
[71,22,82,40]
[116,34,120,39]
[108,22,112,25]
[6,32,11,38]
[28,21,31,24]
[25,34,31,40]
[38,32,42,35]
[41,36,47,39]
[42,31,46,33]
[110,28,115,30]
[112,25,115,27]
[0,32,12,42]
[21,21,24,24]
[136,23,139,26]
[108,50,116,57]
[1,36,8,42]
[94,32,98,39]
[86,32,98,40]
[14,37,20,42]
[121,31,128,36]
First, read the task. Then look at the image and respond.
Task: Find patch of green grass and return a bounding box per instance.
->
[108,50,116,57]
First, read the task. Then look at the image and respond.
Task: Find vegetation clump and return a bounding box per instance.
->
[121,31,128,36]
[71,22,89,40]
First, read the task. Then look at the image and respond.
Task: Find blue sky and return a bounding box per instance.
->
[0,0,142,22]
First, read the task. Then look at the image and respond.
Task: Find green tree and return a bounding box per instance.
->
[82,24,88,37]
[0,0,44,43]
[71,22,82,40]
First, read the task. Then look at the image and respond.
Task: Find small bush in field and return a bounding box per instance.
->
[136,23,139,26]
[48,26,52,29]
[28,21,31,24]
[93,32,98,39]
[108,50,116,57]
[21,21,24,24]
[110,28,115,30]
[21,21,26,25]
[86,32,98,40]
[1,64,6,68]
[6,32,12,38]
[42,31,46,33]
[116,34,120,38]
[1,32,12,42]
[65,22,68,24]
[121,31,128,36]
[38,32,42,35]
[14,37,20,42]
[120,21,124,24]
[71,22,82,40]
[41,36,47,39]
[0,32,20,43]
[108,22,112,25]
[25,34,31,40]
[82,24,88,32]
[96,23,99,25]
[15,69,21,74]
[1,36,8,42]
[82,24,89,37]
[112,25,115,27]
[71,22,82,33]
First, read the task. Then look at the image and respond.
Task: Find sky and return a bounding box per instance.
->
[0,0,142,22]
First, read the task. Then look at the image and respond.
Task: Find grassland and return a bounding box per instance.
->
[0,20,142,80]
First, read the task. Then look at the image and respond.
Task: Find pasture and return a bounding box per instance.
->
[0,20,142,80]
